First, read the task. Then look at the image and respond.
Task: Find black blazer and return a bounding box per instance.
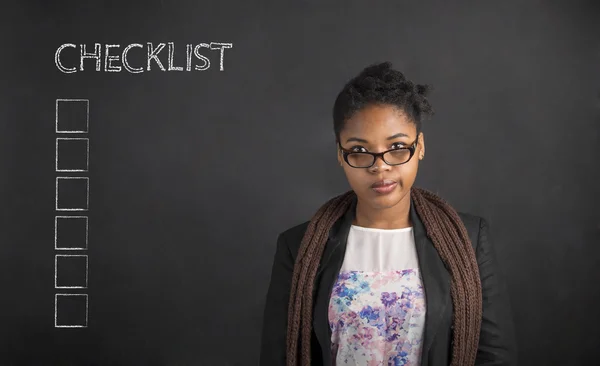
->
[259,194,518,365]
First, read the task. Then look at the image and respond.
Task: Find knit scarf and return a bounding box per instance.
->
[286,186,482,365]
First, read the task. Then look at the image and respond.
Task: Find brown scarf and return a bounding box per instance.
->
[286,186,482,365]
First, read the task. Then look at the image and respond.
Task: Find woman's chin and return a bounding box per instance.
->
[361,191,403,209]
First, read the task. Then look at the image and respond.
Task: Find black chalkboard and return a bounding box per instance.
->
[1,1,599,365]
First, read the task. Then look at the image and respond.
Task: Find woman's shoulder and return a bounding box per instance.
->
[457,211,483,230]
[276,211,488,253]
[276,220,311,258]
[457,211,488,250]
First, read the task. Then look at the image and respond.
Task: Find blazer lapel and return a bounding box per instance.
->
[312,195,356,365]
[311,193,451,366]
[409,196,451,364]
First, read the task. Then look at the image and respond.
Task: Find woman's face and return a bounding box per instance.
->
[337,104,425,210]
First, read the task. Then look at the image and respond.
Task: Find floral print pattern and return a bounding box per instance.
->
[328,269,426,365]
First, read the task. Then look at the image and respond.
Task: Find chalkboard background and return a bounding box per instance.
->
[1,1,599,365]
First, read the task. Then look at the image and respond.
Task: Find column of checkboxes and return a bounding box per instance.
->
[55,99,89,328]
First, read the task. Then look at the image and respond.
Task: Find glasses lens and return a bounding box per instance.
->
[347,153,375,168]
[384,149,411,165]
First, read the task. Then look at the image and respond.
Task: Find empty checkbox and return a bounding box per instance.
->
[56,99,89,133]
[55,216,88,250]
[55,254,88,289]
[55,294,88,328]
[56,138,89,172]
[56,177,89,211]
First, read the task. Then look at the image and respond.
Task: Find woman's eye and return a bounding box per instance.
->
[391,142,405,149]
[350,146,366,152]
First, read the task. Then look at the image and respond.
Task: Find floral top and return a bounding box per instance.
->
[328,225,427,366]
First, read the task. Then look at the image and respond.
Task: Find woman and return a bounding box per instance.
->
[259,62,517,366]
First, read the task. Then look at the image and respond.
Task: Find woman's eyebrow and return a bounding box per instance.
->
[345,132,410,143]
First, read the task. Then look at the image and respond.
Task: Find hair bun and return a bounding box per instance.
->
[416,84,430,95]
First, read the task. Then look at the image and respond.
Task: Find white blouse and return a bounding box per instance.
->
[328,225,427,365]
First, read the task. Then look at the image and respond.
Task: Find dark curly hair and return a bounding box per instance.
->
[332,61,434,143]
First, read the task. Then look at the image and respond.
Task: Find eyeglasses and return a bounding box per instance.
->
[338,136,419,168]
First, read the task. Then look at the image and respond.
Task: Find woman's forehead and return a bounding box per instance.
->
[342,105,416,139]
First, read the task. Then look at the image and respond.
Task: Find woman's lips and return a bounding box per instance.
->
[371,180,397,194]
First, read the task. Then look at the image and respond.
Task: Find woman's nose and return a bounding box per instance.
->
[369,155,391,172]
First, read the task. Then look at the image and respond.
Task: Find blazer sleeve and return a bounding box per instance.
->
[475,217,519,365]
[259,232,294,366]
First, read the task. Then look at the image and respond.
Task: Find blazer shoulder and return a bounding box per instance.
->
[278,220,310,259]
[457,211,482,229]
[457,211,484,250]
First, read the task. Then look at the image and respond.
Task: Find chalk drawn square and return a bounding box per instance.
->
[56,99,89,133]
[56,138,89,172]
[56,177,89,211]
[55,254,88,289]
[55,216,88,250]
[55,294,88,328]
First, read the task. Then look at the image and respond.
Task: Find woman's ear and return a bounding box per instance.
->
[418,132,425,160]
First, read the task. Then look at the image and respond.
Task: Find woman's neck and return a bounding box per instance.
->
[352,194,412,229]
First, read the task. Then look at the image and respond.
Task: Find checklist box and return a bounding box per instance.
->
[55,216,88,250]
[55,254,88,289]
[56,177,89,211]
[56,99,89,133]
[55,294,88,328]
[56,138,89,172]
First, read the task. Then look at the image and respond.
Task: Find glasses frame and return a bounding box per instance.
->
[338,135,419,168]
